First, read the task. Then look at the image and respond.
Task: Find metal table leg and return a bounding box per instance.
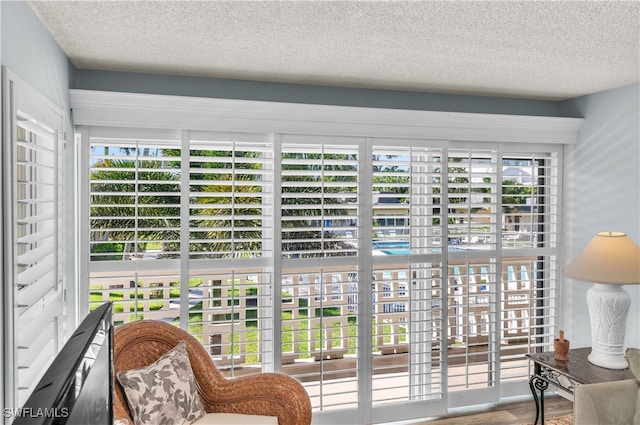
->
[529,375,549,425]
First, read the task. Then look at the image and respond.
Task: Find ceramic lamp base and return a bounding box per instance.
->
[586,283,630,369]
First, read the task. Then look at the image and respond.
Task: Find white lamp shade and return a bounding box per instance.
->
[564,232,640,284]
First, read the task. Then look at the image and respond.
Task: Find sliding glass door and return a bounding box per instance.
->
[81,125,559,423]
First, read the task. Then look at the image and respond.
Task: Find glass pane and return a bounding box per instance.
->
[282,266,359,411]
[281,143,359,259]
[89,141,181,261]
[188,140,272,259]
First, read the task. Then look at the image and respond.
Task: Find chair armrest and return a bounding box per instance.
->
[574,379,639,425]
[197,372,312,425]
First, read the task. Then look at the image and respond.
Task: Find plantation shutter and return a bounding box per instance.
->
[280,138,360,258]
[443,147,500,405]
[76,110,564,423]
[370,142,447,416]
[3,72,66,408]
[367,141,561,410]
[188,133,273,260]
[499,151,560,391]
[86,129,278,370]
[87,128,182,326]
[186,132,275,372]
[88,131,182,262]
[279,135,361,414]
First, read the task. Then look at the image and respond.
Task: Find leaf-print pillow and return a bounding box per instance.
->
[117,341,205,425]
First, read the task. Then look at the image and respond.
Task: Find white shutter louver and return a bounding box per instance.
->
[188,135,273,259]
[15,114,65,404]
[89,137,181,261]
[281,139,359,259]
[4,70,66,410]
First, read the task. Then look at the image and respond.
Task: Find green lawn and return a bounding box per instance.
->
[92,284,392,362]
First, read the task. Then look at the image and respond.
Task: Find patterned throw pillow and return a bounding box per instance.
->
[117,341,205,425]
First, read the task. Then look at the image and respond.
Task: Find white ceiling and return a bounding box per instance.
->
[29,0,640,101]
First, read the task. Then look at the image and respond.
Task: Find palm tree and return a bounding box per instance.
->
[281,151,358,258]
[90,157,180,259]
[191,174,264,258]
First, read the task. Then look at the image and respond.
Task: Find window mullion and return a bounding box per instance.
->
[77,126,91,318]
[180,130,190,328]
[272,134,283,372]
[358,137,373,425]
[441,142,450,392]
[494,144,504,390]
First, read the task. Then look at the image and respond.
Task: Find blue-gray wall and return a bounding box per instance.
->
[560,83,640,349]
[1,1,74,115]
[75,69,572,117]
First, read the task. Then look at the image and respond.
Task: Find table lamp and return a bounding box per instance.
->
[563,231,640,369]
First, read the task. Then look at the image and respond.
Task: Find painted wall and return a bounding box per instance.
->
[74,69,573,118]
[1,1,74,115]
[560,83,640,349]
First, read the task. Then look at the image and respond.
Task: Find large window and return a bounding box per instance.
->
[75,91,578,425]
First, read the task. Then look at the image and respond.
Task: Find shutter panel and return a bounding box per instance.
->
[88,131,182,325]
[281,139,359,258]
[187,133,275,374]
[15,114,65,404]
[499,153,560,385]
[4,77,66,409]
[371,143,446,408]
[279,135,361,412]
[188,135,273,259]
[89,136,181,262]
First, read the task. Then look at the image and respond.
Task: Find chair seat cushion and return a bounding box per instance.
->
[192,413,279,425]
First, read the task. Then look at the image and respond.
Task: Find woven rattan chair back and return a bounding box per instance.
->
[113,319,312,425]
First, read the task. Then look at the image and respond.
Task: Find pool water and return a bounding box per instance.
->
[372,241,467,255]
[372,241,409,255]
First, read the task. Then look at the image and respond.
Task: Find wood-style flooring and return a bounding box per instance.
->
[403,395,573,425]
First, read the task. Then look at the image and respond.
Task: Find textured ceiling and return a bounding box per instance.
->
[29,0,640,100]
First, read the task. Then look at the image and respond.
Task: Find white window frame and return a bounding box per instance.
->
[71,89,582,424]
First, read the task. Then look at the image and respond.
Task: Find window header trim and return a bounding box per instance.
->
[70,89,582,144]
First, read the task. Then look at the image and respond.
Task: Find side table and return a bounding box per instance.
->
[526,347,635,425]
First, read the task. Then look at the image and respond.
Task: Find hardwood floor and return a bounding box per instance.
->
[402,395,573,425]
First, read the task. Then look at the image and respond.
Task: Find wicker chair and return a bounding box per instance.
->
[113,320,312,425]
